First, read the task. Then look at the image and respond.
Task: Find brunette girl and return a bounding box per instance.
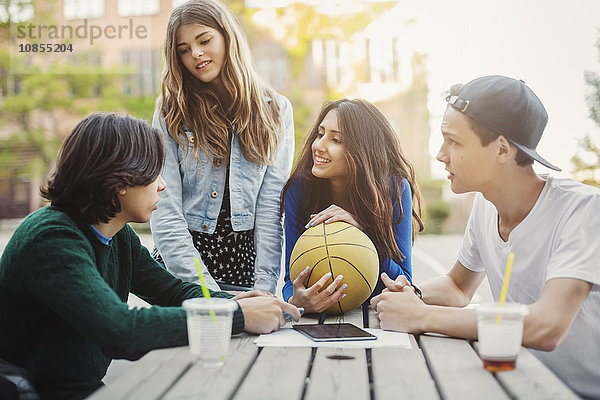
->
[281,99,423,313]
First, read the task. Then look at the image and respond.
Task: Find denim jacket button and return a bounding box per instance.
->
[211,191,218,198]
[202,224,208,231]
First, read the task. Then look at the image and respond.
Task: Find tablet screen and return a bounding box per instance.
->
[293,323,376,341]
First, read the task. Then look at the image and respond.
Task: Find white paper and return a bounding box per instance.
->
[254,328,411,349]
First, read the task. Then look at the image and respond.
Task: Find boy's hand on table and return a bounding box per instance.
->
[232,290,275,300]
[238,297,301,334]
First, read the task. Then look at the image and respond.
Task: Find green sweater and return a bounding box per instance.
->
[0,207,244,400]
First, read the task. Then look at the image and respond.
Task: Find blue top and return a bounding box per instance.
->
[282,176,414,302]
[89,224,111,246]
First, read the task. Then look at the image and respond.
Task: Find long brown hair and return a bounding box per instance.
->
[160,0,281,165]
[281,99,423,263]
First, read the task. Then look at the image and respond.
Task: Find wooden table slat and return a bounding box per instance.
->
[233,347,313,399]
[89,347,192,400]
[371,336,440,400]
[162,334,258,400]
[367,305,379,328]
[304,347,370,400]
[419,334,510,400]
[472,343,580,400]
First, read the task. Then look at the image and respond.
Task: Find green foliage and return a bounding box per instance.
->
[418,179,450,234]
[571,135,600,187]
[0,51,158,178]
[221,0,245,15]
[117,96,158,122]
[426,200,450,220]
[571,36,600,187]
[585,68,600,126]
[217,1,399,167]
[0,0,159,182]
[233,2,395,164]
[423,199,451,235]
[277,3,394,78]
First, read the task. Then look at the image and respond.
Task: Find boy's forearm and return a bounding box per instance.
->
[421,304,478,339]
[420,275,472,308]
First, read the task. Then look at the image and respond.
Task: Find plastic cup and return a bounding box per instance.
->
[476,303,529,372]
[182,298,237,367]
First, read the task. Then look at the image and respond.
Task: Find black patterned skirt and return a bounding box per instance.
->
[152,172,255,288]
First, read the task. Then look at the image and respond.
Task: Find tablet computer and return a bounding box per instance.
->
[293,323,376,342]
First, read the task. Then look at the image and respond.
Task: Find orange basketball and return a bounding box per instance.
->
[289,221,379,315]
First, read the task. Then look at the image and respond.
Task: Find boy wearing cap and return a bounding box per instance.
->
[371,75,600,399]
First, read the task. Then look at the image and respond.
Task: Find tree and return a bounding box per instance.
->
[0,1,157,216]
[572,35,600,187]
[0,58,153,177]
[234,1,395,159]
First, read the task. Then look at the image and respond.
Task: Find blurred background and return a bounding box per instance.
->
[1,0,600,237]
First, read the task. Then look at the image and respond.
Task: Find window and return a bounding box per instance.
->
[121,49,161,96]
[366,36,401,83]
[118,0,159,17]
[309,38,352,89]
[63,0,104,20]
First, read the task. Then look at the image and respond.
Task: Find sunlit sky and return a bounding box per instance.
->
[395,0,600,177]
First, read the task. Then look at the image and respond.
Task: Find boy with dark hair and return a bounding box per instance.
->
[371,76,600,400]
[0,113,300,400]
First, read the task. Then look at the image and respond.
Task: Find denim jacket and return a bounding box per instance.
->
[150,94,294,293]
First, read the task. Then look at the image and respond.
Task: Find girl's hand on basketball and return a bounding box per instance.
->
[290,267,348,313]
[305,205,362,230]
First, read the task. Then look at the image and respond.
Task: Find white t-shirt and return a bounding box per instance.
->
[458,175,600,400]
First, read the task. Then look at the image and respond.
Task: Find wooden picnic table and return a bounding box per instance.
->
[89,305,579,400]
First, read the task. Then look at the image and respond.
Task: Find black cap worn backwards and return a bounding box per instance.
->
[447,75,560,171]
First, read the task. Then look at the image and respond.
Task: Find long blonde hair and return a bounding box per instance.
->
[160,0,281,165]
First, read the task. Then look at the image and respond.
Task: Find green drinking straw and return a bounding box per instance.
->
[195,258,217,322]
[194,257,226,363]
